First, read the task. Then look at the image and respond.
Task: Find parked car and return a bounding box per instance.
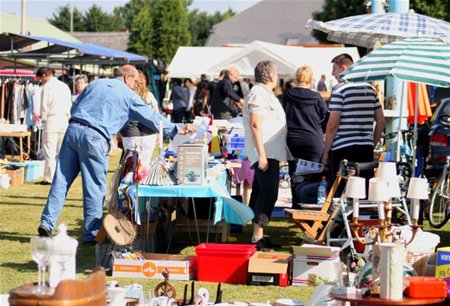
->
[428,98,450,172]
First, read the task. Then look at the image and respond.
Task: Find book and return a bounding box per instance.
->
[177,144,208,185]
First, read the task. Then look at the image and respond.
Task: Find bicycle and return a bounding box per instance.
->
[428,156,450,228]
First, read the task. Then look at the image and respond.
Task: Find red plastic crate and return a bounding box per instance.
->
[404,276,448,299]
[195,243,256,284]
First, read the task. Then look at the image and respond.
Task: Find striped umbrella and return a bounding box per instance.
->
[341,37,450,87]
[306,11,450,48]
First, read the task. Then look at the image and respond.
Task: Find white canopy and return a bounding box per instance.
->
[207,41,300,77]
[168,41,360,85]
[167,46,241,79]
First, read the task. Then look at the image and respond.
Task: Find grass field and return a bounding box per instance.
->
[1,153,449,304]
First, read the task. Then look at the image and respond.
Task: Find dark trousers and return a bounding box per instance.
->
[172,108,187,123]
[249,159,280,226]
[330,145,374,196]
[330,145,374,179]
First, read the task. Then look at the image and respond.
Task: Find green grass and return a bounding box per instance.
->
[1,153,449,303]
[0,154,315,303]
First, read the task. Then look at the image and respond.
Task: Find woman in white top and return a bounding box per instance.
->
[243,61,290,251]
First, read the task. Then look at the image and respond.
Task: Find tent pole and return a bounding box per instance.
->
[395,81,405,162]
[412,84,419,177]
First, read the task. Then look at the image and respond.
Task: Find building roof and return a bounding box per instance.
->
[205,0,324,46]
[0,13,80,47]
[71,31,130,52]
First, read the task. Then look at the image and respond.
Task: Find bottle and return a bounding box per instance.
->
[317,176,327,205]
[49,224,78,287]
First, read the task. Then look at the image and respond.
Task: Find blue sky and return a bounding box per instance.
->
[1,0,260,19]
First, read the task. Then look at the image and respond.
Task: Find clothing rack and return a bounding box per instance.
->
[0,75,37,84]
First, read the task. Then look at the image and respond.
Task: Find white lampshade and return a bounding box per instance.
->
[407,177,428,199]
[368,177,389,202]
[345,176,366,199]
[377,162,397,181]
[386,179,401,198]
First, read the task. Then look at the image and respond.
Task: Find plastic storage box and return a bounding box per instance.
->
[195,243,256,284]
[404,276,448,298]
[24,160,45,182]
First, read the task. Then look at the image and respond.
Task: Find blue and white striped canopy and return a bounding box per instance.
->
[341,37,450,88]
[306,11,450,48]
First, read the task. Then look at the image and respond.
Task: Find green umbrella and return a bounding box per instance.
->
[341,37,450,87]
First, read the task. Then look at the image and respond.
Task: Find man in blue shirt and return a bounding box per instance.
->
[38,65,195,244]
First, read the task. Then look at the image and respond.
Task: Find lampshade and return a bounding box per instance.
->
[345,176,366,199]
[407,177,428,199]
[368,177,389,202]
[387,179,401,198]
[377,162,397,181]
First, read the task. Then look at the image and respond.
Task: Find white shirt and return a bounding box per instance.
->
[243,83,289,165]
[40,77,72,122]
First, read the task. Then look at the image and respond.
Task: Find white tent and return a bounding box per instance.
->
[167,46,241,79]
[207,41,360,85]
[168,41,360,86]
[207,41,301,78]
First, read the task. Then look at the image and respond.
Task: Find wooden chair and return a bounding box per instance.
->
[9,268,107,306]
[285,160,349,244]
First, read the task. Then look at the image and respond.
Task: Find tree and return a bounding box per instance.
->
[117,0,152,30]
[412,0,450,22]
[49,4,125,32]
[151,0,191,63]
[311,0,367,43]
[48,4,85,31]
[128,6,154,58]
[189,8,235,46]
[83,5,120,32]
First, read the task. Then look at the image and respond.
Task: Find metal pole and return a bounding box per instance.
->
[21,0,26,34]
[386,0,410,161]
[370,0,386,13]
[70,0,74,33]
[412,85,419,177]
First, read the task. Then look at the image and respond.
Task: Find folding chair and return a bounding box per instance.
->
[285,160,349,243]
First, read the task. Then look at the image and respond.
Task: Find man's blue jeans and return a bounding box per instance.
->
[40,123,110,241]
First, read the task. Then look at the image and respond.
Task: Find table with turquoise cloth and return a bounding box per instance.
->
[133,179,254,225]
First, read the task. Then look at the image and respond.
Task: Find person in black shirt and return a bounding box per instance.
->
[210,67,244,119]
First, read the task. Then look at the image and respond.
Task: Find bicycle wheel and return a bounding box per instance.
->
[429,169,450,228]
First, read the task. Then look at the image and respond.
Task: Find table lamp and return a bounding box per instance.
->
[368,177,389,221]
[376,162,401,222]
[407,178,428,223]
[345,176,366,220]
[368,177,391,242]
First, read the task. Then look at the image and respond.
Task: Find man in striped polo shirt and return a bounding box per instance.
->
[322,53,385,184]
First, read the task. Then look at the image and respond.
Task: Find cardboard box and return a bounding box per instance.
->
[435,246,450,280]
[248,252,293,287]
[4,167,24,187]
[112,253,196,280]
[177,144,208,185]
[292,244,341,286]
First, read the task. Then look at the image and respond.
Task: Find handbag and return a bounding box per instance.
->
[103,211,137,246]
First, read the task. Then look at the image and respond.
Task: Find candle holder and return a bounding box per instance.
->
[349,166,425,247]
[405,177,429,244]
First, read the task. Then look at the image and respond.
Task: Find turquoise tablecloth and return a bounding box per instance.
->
[133,179,254,225]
